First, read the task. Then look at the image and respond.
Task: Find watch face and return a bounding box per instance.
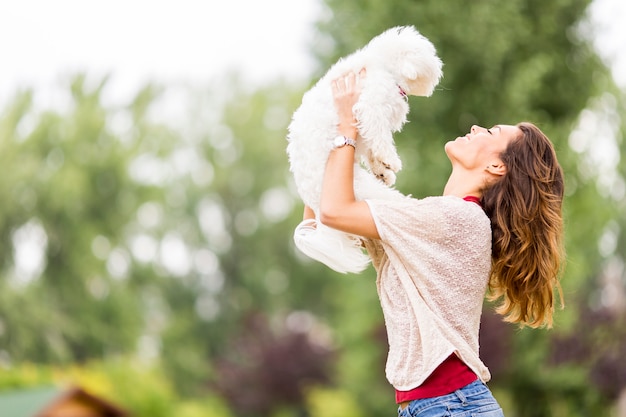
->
[334,136,345,147]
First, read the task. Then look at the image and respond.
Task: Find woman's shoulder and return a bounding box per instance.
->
[365,195,437,218]
[437,195,489,219]
[366,194,479,211]
[365,195,485,230]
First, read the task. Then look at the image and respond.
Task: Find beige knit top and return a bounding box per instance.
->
[363,195,492,391]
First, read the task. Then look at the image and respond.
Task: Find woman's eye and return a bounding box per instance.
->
[487,129,492,135]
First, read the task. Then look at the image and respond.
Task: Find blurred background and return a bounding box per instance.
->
[0,0,625,416]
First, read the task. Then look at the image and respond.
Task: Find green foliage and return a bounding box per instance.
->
[59,359,176,417]
[0,359,233,417]
[0,78,147,363]
[306,386,365,417]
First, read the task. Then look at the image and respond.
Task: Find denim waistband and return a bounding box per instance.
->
[399,380,494,415]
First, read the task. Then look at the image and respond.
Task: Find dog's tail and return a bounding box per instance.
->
[293,219,370,274]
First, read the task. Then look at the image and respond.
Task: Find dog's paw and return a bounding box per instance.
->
[377,167,397,186]
[369,150,402,171]
[384,153,402,173]
[370,158,398,186]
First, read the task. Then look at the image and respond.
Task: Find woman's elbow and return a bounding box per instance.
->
[318,204,342,228]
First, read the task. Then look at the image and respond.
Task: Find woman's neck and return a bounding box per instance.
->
[443,169,482,199]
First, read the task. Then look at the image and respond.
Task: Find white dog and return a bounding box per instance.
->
[286,26,443,273]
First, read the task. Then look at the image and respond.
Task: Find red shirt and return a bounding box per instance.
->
[463,195,481,206]
[395,354,478,403]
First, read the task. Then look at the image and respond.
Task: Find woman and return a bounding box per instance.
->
[307,70,565,416]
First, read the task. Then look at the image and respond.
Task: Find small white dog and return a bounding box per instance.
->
[286,26,443,273]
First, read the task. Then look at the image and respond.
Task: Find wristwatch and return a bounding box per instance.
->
[333,135,357,149]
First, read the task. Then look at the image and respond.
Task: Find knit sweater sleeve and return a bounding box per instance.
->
[363,196,492,390]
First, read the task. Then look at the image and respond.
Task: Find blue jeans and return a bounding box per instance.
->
[397,380,504,417]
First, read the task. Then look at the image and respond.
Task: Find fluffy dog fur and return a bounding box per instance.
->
[286,26,443,273]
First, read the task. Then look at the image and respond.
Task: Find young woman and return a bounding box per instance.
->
[306,70,565,416]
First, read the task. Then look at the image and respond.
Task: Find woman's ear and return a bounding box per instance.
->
[485,162,507,177]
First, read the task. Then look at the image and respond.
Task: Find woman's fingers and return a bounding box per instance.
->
[332,70,363,93]
[357,68,366,88]
[345,71,356,89]
[331,78,346,98]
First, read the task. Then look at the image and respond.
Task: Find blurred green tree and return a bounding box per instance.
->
[0,77,149,363]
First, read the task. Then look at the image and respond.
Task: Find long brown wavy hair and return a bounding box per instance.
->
[481,122,565,328]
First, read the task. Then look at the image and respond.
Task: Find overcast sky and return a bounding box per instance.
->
[0,0,624,109]
[0,0,320,107]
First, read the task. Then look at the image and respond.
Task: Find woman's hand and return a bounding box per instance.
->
[331,69,366,139]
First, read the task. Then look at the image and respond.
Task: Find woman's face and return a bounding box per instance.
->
[445,124,521,171]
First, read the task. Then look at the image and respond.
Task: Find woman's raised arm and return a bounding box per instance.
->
[318,70,379,240]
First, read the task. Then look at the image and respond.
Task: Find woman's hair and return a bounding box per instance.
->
[481,122,565,328]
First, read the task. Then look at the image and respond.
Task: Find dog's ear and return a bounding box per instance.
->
[400,50,443,96]
[401,61,418,80]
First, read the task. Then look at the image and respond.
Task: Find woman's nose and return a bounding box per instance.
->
[470,125,484,134]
